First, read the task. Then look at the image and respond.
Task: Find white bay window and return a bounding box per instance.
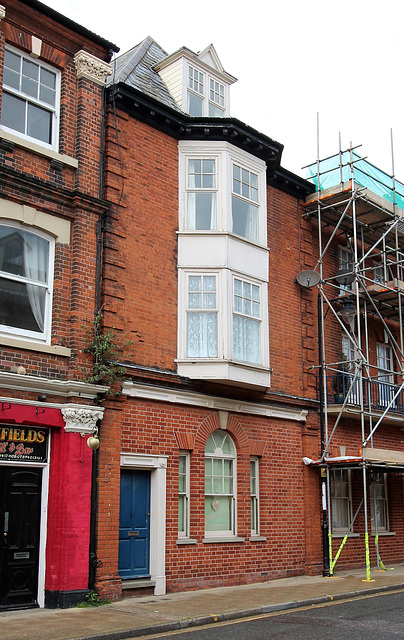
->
[178,141,269,388]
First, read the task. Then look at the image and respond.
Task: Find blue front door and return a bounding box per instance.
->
[118,470,151,579]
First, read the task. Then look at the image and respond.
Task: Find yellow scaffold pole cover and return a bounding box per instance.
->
[374,534,394,572]
[330,534,348,575]
[362,532,375,582]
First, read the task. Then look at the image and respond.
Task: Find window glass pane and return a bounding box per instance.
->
[205,496,231,531]
[40,68,56,106]
[209,102,223,117]
[0,226,49,282]
[1,92,25,134]
[27,103,52,144]
[213,458,222,475]
[205,437,215,455]
[188,91,203,116]
[22,58,39,81]
[0,277,45,332]
[21,75,38,99]
[188,292,201,309]
[178,495,185,532]
[4,50,20,72]
[3,67,20,90]
[188,276,201,292]
[187,193,216,230]
[232,196,258,242]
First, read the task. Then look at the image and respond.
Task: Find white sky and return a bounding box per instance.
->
[44,0,404,182]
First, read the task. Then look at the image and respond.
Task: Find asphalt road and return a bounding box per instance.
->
[136,590,404,639]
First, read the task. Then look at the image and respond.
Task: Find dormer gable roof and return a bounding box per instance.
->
[154,44,237,86]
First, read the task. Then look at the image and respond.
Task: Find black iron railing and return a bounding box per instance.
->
[319,373,404,415]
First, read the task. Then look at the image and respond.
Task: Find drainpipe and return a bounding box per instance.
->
[318,293,330,576]
[88,82,108,592]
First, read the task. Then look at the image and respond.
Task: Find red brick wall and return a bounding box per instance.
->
[103,111,179,369]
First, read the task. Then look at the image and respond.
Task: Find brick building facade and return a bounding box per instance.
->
[93,37,321,601]
[0,0,118,609]
[2,1,404,611]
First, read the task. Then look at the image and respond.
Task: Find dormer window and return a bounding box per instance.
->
[155,44,236,118]
[188,65,204,116]
[187,65,226,117]
[209,79,225,117]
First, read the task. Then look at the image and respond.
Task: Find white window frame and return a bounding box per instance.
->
[178,269,268,369]
[330,468,353,534]
[1,45,61,151]
[373,261,385,285]
[250,457,260,537]
[208,78,225,117]
[185,157,217,230]
[204,429,236,538]
[185,62,227,117]
[370,472,389,533]
[0,221,54,343]
[338,247,354,293]
[179,142,267,245]
[377,342,394,408]
[178,452,190,539]
[233,275,262,365]
[186,272,218,358]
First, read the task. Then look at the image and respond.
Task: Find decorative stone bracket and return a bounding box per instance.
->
[0,6,5,21]
[74,50,111,86]
[61,407,104,434]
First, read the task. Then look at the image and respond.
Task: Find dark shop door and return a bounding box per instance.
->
[0,466,42,609]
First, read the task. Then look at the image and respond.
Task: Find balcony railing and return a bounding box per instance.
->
[319,373,404,415]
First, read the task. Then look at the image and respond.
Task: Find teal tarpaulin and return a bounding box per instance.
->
[306,151,404,211]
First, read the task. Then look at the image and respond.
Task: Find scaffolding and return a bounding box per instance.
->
[301,133,404,581]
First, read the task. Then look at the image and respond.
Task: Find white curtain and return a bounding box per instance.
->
[187,312,217,357]
[23,232,48,332]
[233,316,260,364]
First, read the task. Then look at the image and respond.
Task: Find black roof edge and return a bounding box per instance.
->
[107,83,284,174]
[17,0,119,59]
[269,166,316,199]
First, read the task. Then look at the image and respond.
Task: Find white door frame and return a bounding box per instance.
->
[120,453,167,595]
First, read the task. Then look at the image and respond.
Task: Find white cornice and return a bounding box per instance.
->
[0,6,5,20]
[0,371,109,399]
[62,406,104,433]
[122,381,308,422]
[74,50,112,86]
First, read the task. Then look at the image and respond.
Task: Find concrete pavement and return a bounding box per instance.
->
[1,563,404,640]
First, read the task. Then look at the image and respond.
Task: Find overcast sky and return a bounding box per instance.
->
[44,0,404,182]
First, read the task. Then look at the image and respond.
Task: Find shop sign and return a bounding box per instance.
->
[0,426,48,463]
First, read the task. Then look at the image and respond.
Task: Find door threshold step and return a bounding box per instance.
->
[122,579,156,590]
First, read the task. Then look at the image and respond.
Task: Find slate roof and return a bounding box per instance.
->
[107,36,182,113]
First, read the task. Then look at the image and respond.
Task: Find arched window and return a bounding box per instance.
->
[204,429,236,537]
[0,222,53,341]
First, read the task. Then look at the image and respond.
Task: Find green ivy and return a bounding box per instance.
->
[82,312,132,394]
